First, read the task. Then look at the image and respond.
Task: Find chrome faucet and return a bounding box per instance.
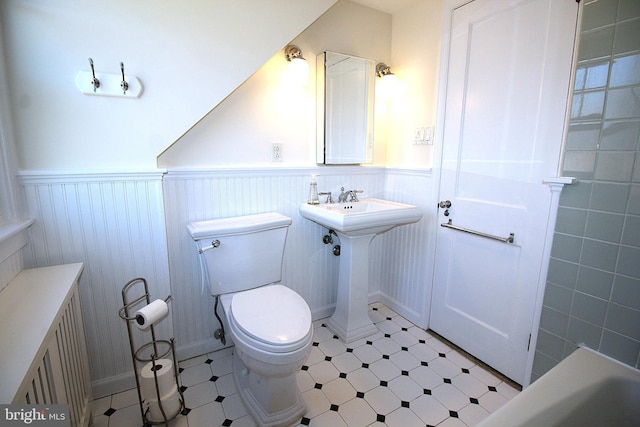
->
[338,187,349,202]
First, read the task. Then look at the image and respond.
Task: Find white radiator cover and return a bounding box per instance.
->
[0,263,92,427]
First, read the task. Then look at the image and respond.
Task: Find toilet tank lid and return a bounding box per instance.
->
[187,212,292,239]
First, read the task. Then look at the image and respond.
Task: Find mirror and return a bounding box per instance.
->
[317,51,375,164]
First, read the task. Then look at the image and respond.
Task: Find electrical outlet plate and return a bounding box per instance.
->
[272,142,283,161]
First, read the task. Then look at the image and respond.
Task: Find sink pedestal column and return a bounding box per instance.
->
[325,232,378,343]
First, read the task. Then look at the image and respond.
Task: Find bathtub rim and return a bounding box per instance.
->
[476,346,640,427]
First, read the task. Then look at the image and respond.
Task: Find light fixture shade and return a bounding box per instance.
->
[381,72,398,86]
[376,62,398,99]
[288,57,309,87]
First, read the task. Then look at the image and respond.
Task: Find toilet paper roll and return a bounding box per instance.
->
[135,299,169,330]
[146,384,182,422]
[140,359,175,401]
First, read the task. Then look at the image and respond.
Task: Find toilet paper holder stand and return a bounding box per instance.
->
[119,277,185,426]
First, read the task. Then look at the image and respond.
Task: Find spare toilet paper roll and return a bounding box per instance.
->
[147,384,182,422]
[135,299,169,330]
[140,359,175,400]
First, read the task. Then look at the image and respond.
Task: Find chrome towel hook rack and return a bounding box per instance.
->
[76,58,143,98]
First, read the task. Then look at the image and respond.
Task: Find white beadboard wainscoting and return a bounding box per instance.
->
[16,166,435,398]
[163,167,435,360]
[378,169,436,328]
[19,170,173,398]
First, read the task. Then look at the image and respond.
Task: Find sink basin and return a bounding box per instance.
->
[299,198,423,236]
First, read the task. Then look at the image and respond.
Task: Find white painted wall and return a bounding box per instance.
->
[158,1,393,168]
[387,1,444,168]
[0,0,336,170]
[159,0,444,169]
[1,0,444,171]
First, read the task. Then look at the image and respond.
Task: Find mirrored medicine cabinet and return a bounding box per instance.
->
[316,51,375,165]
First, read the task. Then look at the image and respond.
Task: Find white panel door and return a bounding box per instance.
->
[430,0,578,384]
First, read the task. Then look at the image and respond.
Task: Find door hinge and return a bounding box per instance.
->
[527,333,532,351]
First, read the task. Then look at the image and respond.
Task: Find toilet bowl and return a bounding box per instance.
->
[221,284,312,425]
[187,213,313,426]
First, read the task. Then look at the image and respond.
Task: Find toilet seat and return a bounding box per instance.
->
[229,284,312,353]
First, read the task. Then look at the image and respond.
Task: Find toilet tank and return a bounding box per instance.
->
[187,213,292,296]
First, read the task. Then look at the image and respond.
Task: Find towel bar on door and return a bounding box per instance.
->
[441,219,515,244]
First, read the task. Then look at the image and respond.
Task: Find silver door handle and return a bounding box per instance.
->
[441,219,514,244]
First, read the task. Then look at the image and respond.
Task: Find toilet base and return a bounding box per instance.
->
[232,351,306,427]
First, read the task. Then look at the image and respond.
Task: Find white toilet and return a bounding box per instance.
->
[187,212,313,427]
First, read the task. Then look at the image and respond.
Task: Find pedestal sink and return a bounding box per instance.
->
[300,198,423,342]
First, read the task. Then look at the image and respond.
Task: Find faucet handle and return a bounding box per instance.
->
[319,191,334,204]
[348,190,363,202]
[338,187,364,202]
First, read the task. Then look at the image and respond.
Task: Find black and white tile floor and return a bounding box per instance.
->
[91,303,519,427]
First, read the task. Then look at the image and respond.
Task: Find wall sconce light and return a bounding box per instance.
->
[285,44,309,87]
[376,62,399,98]
[376,63,394,79]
